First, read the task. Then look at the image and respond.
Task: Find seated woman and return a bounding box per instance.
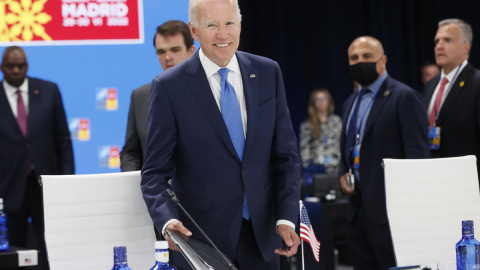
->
[299,88,342,176]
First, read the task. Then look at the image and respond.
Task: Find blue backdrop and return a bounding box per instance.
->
[0,0,192,174]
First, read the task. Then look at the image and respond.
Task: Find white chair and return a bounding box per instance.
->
[383,155,480,269]
[41,171,156,270]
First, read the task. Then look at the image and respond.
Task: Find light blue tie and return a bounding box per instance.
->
[218,68,250,220]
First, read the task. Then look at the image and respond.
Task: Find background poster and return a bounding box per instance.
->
[0,0,191,174]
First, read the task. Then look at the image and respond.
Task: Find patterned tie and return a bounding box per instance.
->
[16,90,27,137]
[218,68,250,220]
[429,77,449,126]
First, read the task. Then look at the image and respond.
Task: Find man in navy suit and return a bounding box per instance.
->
[424,19,480,180]
[339,37,430,270]
[0,46,74,269]
[141,0,301,269]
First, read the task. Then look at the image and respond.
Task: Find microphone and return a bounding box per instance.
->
[165,189,238,270]
[166,189,179,204]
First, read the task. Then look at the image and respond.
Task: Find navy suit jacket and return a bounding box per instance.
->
[141,50,301,264]
[424,63,480,178]
[0,77,74,213]
[339,75,430,224]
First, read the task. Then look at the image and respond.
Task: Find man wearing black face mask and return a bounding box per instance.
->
[338,36,430,270]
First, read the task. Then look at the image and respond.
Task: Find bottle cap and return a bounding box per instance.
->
[114,246,127,254]
[155,241,168,249]
[462,220,474,227]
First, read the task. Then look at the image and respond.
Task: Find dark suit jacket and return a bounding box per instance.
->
[339,75,430,224]
[424,63,480,177]
[141,50,301,265]
[120,82,150,171]
[0,77,74,213]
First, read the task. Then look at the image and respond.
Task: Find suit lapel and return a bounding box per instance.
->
[435,64,473,125]
[342,94,356,130]
[424,75,440,108]
[27,78,40,138]
[363,77,393,137]
[341,93,357,169]
[185,51,240,161]
[0,81,26,137]
[237,52,258,162]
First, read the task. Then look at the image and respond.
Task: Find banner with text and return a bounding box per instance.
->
[0,0,143,45]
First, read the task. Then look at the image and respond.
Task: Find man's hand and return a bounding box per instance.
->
[274,224,300,257]
[340,172,356,195]
[164,220,192,251]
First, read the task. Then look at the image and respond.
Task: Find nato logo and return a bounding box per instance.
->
[98,146,120,169]
[69,118,90,141]
[96,87,118,111]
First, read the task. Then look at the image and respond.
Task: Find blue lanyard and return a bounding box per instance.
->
[432,62,463,123]
[352,90,379,145]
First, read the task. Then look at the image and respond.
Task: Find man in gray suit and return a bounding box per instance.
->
[120,20,196,171]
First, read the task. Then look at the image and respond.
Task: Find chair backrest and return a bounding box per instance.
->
[314,174,338,193]
[383,155,480,269]
[41,171,156,270]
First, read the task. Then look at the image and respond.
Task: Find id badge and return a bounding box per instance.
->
[353,144,360,169]
[428,126,441,150]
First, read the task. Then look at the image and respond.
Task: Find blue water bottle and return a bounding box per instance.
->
[0,198,8,252]
[111,246,133,270]
[149,241,175,270]
[456,220,480,270]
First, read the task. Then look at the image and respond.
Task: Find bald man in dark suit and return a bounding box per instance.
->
[339,36,430,270]
[0,46,74,270]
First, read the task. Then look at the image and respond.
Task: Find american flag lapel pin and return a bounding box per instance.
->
[250,74,256,78]
[34,90,40,94]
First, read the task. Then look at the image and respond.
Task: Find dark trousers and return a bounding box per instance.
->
[176,219,280,270]
[6,172,49,270]
[347,199,395,270]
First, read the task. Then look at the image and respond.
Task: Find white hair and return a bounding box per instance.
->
[189,0,242,28]
[439,18,473,46]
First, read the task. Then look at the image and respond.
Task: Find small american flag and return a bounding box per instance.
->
[299,200,320,262]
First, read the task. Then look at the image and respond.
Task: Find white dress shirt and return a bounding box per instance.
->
[427,60,468,117]
[3,78,29,117]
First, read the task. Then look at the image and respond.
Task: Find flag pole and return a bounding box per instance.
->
[301,240,305,270]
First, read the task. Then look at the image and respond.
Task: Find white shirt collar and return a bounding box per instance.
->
[199,48,241,79]
[3,78,28,96]
[442,59,468,82]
